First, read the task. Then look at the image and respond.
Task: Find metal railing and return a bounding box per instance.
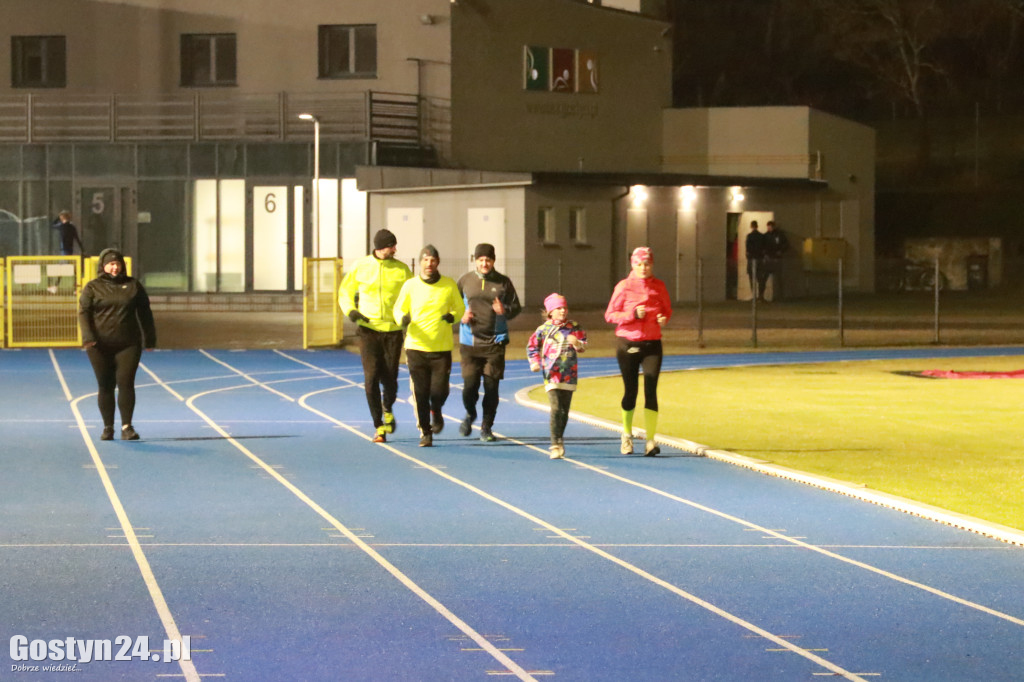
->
[0,90,452,159]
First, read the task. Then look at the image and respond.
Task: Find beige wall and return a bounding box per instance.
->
[0,0,452,97]
[451,0,672,173]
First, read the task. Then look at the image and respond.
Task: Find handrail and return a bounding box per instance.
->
[0,91,452,155]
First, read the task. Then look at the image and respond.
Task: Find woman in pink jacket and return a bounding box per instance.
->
[604,247,672,456]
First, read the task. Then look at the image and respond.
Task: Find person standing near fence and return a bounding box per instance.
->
[52,210,84,256]
[339,229,413,443]
[527,293,587,459]
[456,243,522,442]
[393,245,464,448]
[605,246,671,456]
[78,248,156,441]
[745,220,767,301]
[763,220,789,300]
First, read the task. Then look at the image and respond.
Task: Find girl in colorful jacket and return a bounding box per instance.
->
[527,293,587,459]
[604,246,672,456]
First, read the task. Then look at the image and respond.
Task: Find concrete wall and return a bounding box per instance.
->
[0,0,452,98]
[450,0,672,173]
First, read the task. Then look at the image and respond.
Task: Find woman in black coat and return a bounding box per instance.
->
[78,248,157,440]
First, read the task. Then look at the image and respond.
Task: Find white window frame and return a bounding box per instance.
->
[569,206,588,245]
[538,207,556,244]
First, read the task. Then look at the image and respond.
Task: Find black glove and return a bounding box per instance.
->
[401,313,411,326]
[348,310,369,323]
[441,313,455,324]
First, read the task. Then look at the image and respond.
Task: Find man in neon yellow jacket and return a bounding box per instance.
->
[339,229,412,442]
[393,245,465,447]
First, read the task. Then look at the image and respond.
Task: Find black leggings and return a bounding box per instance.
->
[615,338,663,412]
[357,327,405,428]
[86,344,143,427]
[406,349,452,435]
[548,389,574,444]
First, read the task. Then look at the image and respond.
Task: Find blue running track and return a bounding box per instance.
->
[1,346,1022,681]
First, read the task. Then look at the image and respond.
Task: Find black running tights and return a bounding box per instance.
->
[86,344,143,428]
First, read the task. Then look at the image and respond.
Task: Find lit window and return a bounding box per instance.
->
[319,25,377,79]
[180,34,237,87]
[569,207,587,245]
[538,207,556,244]
[11,36,66,88]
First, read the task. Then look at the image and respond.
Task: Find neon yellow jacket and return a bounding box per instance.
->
[338,254,412,333]
[393,275,465,352]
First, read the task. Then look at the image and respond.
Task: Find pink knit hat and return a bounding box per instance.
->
[630,246,653,265]
[543,293,567,313]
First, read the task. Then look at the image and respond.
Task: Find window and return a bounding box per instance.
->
[319,25,377,79]
[538,207,556,244]
[569,207,587,245]
[11,36,66,88]
[180,34,237,87]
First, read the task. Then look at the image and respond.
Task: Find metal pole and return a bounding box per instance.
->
[312,117,320,259]
[696,258,705,348]
[751,260,758,348]
[933,257,941,344]
[838,258,844,347]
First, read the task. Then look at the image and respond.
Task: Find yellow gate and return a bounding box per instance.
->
[4,256,82,347]
[303,258,344,348]
[0,258,5,348]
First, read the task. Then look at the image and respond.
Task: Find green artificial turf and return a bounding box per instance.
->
[553,356,1024,530]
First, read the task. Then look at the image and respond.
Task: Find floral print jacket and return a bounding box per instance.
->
[526,320,587,391]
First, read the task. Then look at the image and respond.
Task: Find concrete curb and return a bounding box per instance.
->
[514,384,1024,548]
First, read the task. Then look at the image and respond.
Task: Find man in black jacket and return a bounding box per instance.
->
[456,243,522,442]
[745,220,766,301]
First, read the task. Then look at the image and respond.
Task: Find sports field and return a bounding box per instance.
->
[565,354,1024,530]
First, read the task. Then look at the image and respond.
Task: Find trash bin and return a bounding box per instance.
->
[966,254,988,290]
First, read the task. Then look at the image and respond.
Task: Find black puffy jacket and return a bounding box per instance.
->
[78,250,156,349]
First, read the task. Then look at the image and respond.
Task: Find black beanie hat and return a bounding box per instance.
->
[97,248,126,274]
[473,243,496,260]
[373,229,397,250]
[420,244,440,261]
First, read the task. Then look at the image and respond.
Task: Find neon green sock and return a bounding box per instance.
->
[621,408,634,435]
[644,409,659,440]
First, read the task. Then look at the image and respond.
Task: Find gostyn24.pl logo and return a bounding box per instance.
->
[10,635,191,669]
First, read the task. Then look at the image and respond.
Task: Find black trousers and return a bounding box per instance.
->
[548,388,574,444]
[406,349,452,435]
[615,338,663,413]
[357,327,404,428]
[86,343,143,427]
[459,344,505,427]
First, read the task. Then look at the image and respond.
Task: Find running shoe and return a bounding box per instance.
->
[459,415,474,437]
[372,426,387,443]
[100,426,114,441]
[431,411,444,434]
[121,425,140,441]
[549,444,565,459]
[645,440,661,457]
[419,433,433,447]
[382,411,396,434]
[620,433,633,455]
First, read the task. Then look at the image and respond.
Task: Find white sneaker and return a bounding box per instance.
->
[620,433,633,455]
[549,444,565,459]
[645,440,661,457]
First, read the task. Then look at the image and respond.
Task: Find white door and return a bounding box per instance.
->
[253,186,289,290]
[386,207,424,272]
[467,208,506,274]
[737,210,774,301]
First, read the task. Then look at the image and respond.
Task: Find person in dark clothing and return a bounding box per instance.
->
[52,211,84,256]
[763,220,789,300]
[456,243,522,442]
[78,248,157,441]
[745,220,767,301]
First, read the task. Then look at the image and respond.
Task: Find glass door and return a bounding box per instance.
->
[78,184,136,261]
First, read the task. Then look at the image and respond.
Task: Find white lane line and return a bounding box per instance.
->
[274,354,869,681]
[49,354,200,682]
[166,374,540,682]
[511,387,1024,628]
[199,349,295,402]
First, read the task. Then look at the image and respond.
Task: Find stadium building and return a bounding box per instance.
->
[0,0,874,309]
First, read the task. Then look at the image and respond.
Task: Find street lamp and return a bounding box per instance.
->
[298,113,321,258]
